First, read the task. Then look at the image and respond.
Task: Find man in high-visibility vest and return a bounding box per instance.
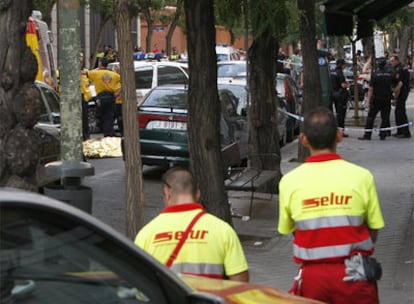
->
[135,167,249,282]
[278,107,384,303]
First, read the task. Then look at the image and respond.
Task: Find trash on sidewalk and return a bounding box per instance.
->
[83,137,122,158]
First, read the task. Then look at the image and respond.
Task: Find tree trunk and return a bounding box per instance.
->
[165,1,182,57]
[400,25,411,65]
[0,1,42,192]
[143,9,153,53]
[115,0,145,239]
[184,0,232,224]
[59,0,83,162]
[297,0,321,162]
[247,34,282,193]
[89,17,109,68]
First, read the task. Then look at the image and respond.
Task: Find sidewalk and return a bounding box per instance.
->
[231,96,414,303]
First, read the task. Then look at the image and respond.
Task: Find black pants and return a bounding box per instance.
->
[82,96,89,140]
[114,103,123,136]
[363,99,391,138]
[395,90,410,135]
[98,92,115,137]
[333,90,348,129]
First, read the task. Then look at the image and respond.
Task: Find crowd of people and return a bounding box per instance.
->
[277,47,411,140]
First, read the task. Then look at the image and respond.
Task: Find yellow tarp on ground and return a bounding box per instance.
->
[83,137,122,158]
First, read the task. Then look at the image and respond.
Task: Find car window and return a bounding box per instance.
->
[39,85,60,114]
[216,54,229,62]
[157,66,188,86]
[275,78,285,96]
[36,85,59,124]
[135,66,154,90]
[218,84,248,115]
[217,64,246,78]
[141,88,188,109]
[38,95,50,123]
[0,206,171,304]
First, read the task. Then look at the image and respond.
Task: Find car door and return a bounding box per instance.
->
[34,82,61,188]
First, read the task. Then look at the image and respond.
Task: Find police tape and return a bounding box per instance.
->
[277,108,414,133]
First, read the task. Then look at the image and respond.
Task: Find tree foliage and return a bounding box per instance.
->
[377,7,414,61]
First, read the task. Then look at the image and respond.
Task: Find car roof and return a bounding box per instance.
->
[217,60,246,65]
[108,61,188,70]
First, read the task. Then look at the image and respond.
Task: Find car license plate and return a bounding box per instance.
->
[146,120,187,130]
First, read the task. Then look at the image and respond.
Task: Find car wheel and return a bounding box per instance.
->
[286,118,295,143]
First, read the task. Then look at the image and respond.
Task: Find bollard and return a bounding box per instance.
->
[44,161,95,214]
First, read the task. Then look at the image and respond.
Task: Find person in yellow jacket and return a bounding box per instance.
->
[80,56,92,140]
[85,57,121,137]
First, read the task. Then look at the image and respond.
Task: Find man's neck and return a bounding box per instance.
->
[310,148,336,156]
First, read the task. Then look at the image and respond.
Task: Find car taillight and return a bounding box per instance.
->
[138,113,187,130]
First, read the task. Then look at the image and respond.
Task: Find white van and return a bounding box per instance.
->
[216,45,241,61]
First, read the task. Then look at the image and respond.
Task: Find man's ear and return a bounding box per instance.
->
[299,133,310,148]
[194,189,201,202]
[336,129,344,143]
[162,185,172,206]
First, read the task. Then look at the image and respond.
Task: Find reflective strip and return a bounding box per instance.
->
[170,262,224,278]
[295,215,364,230]
[293,238,374,261]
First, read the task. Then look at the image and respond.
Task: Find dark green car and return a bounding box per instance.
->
[137,85,248,167]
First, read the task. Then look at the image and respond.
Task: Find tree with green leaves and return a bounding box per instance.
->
[163,0,184,57]
[135,0,164,52]
[84,0,115,68]
[378,8,414,64]
[246,0,287,191]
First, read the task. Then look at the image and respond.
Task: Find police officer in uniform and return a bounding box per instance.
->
[358,58,394,140]
[331,58,350,137]
[390,56,411,138]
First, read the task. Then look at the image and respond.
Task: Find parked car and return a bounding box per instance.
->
[275,73,303,142]
[217,80,288,146]
[108,60,189,105]
[216,61,300,144]
[88,61,189,133]
[216,45,241,61]
[136,84,248,167]
[34,80,61,188]
[0,188,323,304]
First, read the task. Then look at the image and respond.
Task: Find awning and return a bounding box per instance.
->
[320,0,414,36]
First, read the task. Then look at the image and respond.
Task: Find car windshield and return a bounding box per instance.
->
[141,88,188,109]
[217,63,246,78]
